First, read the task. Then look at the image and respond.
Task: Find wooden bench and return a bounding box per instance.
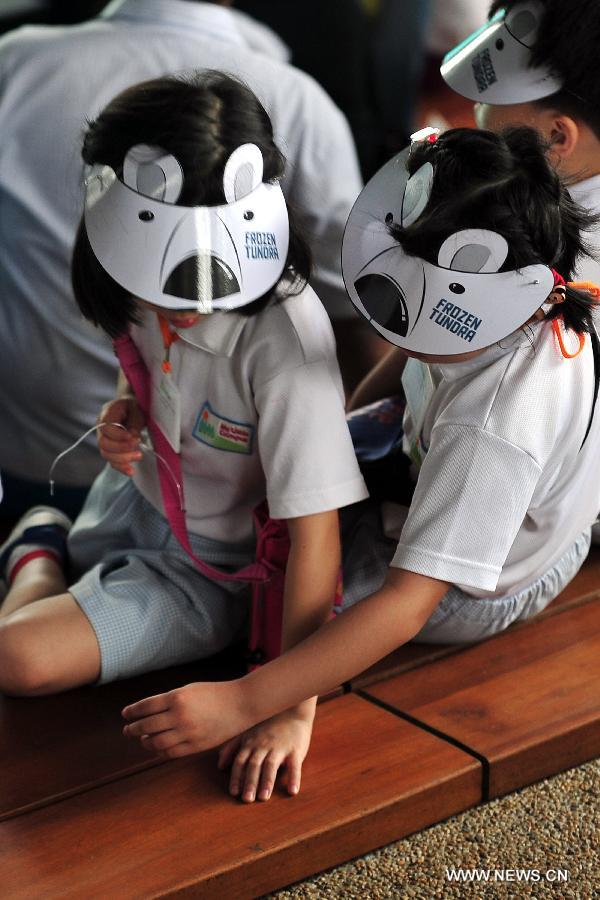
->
[362,600,600,799]
[0,694,481,899]
[0,550,599,896]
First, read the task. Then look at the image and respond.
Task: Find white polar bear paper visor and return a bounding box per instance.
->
[84,143,289,313]
[342,147,554,355]
[440,1,562,104]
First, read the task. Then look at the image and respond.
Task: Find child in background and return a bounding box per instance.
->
[0,73,367,802]
[119,126,600,785]
[441,0,600,282]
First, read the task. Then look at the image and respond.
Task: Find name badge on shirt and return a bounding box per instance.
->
[192,402,254,455]
[401,359,435,437]
[152,373,181,452]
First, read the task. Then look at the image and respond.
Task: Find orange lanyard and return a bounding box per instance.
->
[552,318,585,359]
[551,279,600,359]
[157,313,180,373]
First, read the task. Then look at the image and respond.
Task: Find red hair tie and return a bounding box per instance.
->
[551,268,565,287]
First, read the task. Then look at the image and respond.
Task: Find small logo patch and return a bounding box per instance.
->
[193,402,254,454]
[472,48,497,92]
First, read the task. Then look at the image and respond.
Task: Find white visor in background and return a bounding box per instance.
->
[84,143,289,313]
[341,142,554,356]
[441,1,563,104]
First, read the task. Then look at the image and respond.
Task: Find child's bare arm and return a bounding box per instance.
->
[347,346,408,411]
[122,567,448,777]
[241,567,448,718]
[216,509,340,801]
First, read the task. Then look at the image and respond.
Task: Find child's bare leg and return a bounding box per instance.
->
[0,556,67,618]
[0,579,101,696]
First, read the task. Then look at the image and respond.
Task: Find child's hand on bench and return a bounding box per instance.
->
[122,682,314,802]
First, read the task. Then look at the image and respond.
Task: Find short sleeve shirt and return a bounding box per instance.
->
[130,284,368,544]
[393,321,600,596]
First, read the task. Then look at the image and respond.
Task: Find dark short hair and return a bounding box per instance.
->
[488,0,600,138]
[72,71,311,338]
[392,126,599,333]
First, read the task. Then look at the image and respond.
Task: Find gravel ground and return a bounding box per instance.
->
[267,759,599,899]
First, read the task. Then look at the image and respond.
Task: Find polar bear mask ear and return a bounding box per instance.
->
[122,144,183,203]
[401,162,434,228]
[223,143,264,204]
[437,229,510,273]
[505,0,543,48]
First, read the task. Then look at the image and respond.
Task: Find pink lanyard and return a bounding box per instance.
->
[113,331,271,585]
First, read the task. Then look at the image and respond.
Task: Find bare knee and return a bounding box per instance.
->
[0,618,58,696]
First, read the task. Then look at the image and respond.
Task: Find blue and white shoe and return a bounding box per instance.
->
[0,506,72,585]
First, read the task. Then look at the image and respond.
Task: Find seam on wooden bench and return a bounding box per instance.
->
[356,688,490,802]
[0,756,172,824]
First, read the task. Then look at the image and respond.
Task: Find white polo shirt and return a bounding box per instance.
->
[394,319,600,596]
[130,284,368,544]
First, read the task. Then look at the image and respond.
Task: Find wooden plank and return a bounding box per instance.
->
[0,649,245,822]
[349,547,600,690]
[0,694,481,900]
[0,641,340,824]
[364,602,600,798]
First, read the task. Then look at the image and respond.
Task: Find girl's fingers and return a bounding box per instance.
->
[100,448,142,463]
[256,752,285,801]
[122,693,171,721]
[99,432,140,451]
[240,750,270,803]
[98,424,135,443]
[123,711,173,739]
[228,745,255,796]
[99,434,140,452]
[284,753,303,796]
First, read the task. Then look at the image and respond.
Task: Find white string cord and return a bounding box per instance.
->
[48,422,185,509]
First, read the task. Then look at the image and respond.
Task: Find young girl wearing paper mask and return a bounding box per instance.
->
[0,73,368,802]
[115,125,600,776]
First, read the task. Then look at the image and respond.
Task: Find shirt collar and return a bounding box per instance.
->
[569,173,600,203]
[176,310,247,357]
[433,323,540,382]
[99,0,246,47]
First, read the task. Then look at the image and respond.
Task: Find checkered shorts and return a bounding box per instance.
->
[68,466,253,684]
